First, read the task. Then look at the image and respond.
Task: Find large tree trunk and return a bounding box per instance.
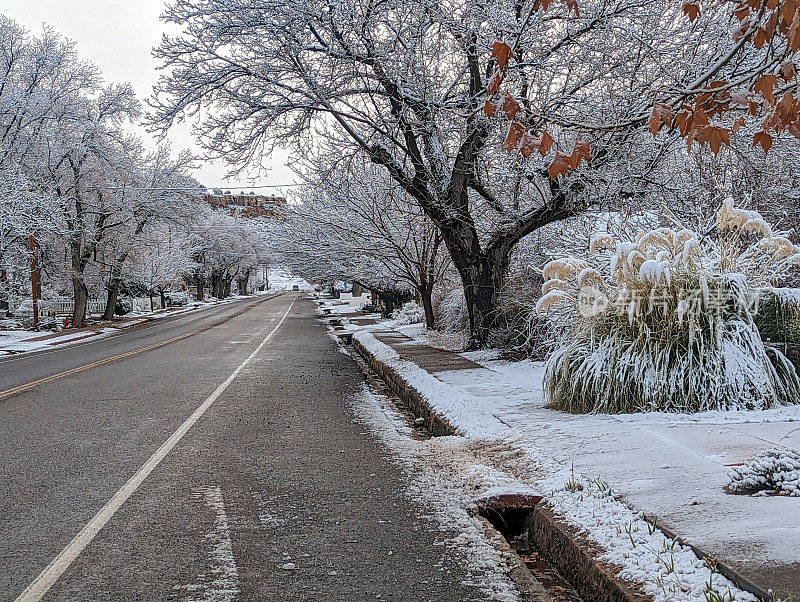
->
[211,271,223,298]
[71,275,89,327]
[238,268,251,295]
[445,239,511,349]
[103,277,121,320]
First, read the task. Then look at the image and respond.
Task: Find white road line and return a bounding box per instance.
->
[15,295,298,602]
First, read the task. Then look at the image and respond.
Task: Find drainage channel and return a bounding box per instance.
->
[343,339,432,440]
[340,337,597,602]
[479,507,583,602]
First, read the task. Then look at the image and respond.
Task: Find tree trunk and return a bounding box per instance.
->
[0,269,8,311]
[211,271,223,298]
[447,244,510,349]
[160,288,167,309]
[196,273,205,301]
[103,278,121,321]
[419,284,435,330]
[238,269,251,295]
[72,275,89,327]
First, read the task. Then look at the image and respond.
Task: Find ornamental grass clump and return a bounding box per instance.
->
[538,199,800,413]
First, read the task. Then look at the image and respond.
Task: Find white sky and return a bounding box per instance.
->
[0,0,297,194]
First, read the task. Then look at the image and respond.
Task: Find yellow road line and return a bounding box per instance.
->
[0,295,281,401]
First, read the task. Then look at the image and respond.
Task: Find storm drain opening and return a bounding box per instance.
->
[477,500,651,602]
[478,505,584,602]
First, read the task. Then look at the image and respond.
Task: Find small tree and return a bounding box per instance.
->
[287,160,450,328]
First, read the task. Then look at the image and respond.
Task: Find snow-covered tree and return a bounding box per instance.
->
[286,159,450,327]
[150,0,761,346]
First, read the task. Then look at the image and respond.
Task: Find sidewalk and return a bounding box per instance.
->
[334,303,800,601]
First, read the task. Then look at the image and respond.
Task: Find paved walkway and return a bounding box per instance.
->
[350,316,800,600]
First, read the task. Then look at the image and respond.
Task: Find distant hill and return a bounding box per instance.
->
[204,193,286,218]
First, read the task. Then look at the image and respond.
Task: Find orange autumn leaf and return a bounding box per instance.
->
[753,130,773,153]
[519,133,538,158]
[648,103,674,136]
[732,116,746,132]
[538,130,554,156]
[753,27,769,49]
[548,153,572,179]
[696,125,731,155]
[682,2,700,21]
[500,93,520,119]
[754,74,778,105]
[562,0,579,15]
[780,60,797,81]
[781,0,799,26]
[789,16,800,52]
[503,122,525,152]
[571,141,591,166]
[491,41,513,71]
[483,100,494,117]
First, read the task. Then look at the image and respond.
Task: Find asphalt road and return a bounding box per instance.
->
[0,293,484,601]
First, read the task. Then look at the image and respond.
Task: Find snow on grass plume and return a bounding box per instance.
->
[538,199,800,413]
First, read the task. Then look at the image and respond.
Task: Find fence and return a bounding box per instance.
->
[54,299,106,316]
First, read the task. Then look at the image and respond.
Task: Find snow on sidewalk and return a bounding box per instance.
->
[350,321,799,601]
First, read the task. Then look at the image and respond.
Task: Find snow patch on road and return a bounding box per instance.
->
[349,383,525,602]
[181,486,240,602]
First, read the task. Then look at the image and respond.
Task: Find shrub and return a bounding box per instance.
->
[391,301,425,326]
[754,288,800,342]
[433,285,469,334]
[726,448,800,497]
[538,199,800,413]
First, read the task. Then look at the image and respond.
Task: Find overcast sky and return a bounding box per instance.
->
[0,0,296,194]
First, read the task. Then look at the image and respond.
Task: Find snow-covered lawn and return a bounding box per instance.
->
[345,318,799,601]
[0,293,267,356]
[0,327,120,354]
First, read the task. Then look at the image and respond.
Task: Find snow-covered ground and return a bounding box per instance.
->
[0,327,121,355]
[328,303,799,601]
[0,294,265,356]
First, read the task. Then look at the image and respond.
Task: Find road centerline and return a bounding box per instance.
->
[14,295,298,602]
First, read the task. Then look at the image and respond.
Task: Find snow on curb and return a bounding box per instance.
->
[538,468,758,602]
[351,328,770,602]
[352,330,508,437]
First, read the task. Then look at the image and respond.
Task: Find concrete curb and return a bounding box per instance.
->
[351,334,459,437]
[351,334,649,601]
[350,330,777,602]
